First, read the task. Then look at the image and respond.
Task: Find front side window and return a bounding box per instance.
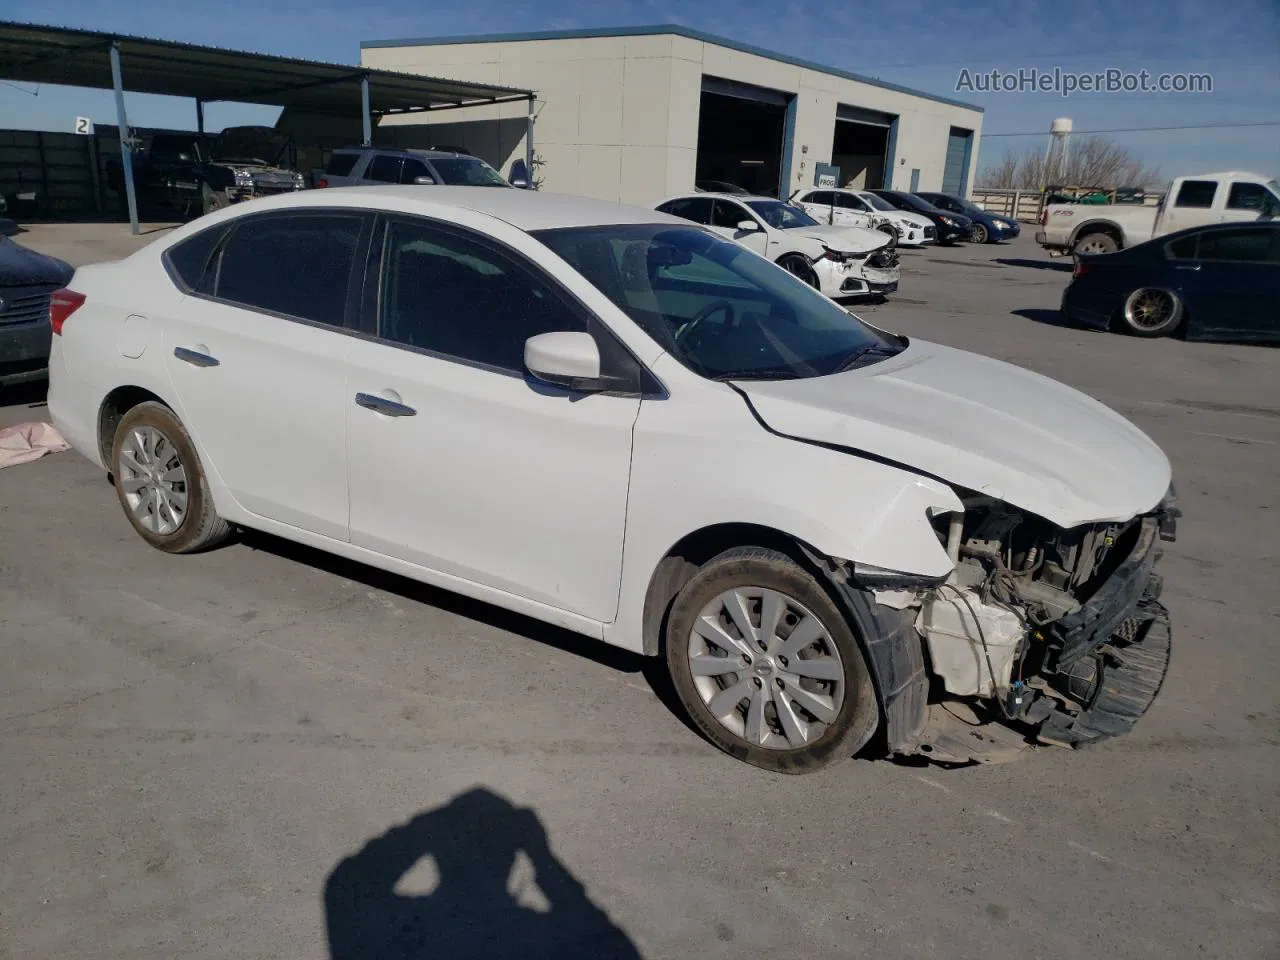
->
[379,219,585,372]
[712,200,753,229]
[657,197,713,224]
[366,155,403,183]
[427,157,509,187]
[214,214,362,326]
[836,193,866,211]
[1226,182,1268,211]
[745,200,819,230]
[399,157,432,184]
[535,225,900,381]
[1174,180,1217,208]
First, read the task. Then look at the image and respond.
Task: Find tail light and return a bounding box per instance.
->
[1072,260,1089,279]
[49,288,86,335]
[1041,209,1048,227]
[315,177,329,188]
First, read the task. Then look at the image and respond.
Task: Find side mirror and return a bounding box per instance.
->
[509,159,531,190]
[525,331,609,391]
[736,219,759,232]
[412,175,436,185]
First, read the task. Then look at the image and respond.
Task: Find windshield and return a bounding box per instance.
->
[534,224,900,380]
[428,157,510,187]
[861,193,896,212]
[1267,179,1280,201]
[745,200,820,230]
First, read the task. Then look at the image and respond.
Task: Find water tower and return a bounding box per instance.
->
[1043,117,1073,187]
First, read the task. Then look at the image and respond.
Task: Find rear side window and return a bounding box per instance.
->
[805,191,833,205]
[658,197,713,224]
[366,155,403,183]
[1165,233,1198,260]
[324,153,359,176]
[1174,180,1217,208]
[214,214,364,326]
[1196,228,1273,263]
[164,226,225,292]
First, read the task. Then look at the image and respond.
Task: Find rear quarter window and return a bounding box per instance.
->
[163,226,226,293]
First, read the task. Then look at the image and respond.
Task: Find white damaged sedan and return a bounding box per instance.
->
[48,187,1177,773]
[657,192,901,299]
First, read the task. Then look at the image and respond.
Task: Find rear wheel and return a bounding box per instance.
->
[664,547,879,773]
[1073,232,1118,256]
[1118,287,1184,337]
[776,253,820,290]
[111,401,232,553]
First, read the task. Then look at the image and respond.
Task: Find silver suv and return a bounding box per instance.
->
[313,148,512,189]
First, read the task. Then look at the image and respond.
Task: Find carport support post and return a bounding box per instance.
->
[525,95,535,188]
[109,41,140,236]
[196,99,205,137]
[360,75,372,147]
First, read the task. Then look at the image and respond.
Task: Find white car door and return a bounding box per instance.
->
[162,210,367,541]
[1220,181,1273,224]
[1161,179,1220,234]
[709,198,770,256]
[345,215,641,622]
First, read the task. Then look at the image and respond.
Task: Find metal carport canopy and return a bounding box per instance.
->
[0,21,536,233]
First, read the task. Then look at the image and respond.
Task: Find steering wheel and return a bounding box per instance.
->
[676,299,736,345]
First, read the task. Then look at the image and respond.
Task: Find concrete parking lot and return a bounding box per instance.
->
[2,226,1277,959]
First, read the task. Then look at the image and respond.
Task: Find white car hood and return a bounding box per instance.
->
[734,340,1171,528]
[788,223,890,254]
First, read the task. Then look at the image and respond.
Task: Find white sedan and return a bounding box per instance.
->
[48,187,1177,772]
[793,188,938,247]
[657,192,900,299]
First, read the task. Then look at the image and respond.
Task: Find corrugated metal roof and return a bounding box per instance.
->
[0,21,533,116]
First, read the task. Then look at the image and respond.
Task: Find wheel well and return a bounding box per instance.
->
[1070,221,1124,248]
[640,523,817,656]
[98,386,167,465]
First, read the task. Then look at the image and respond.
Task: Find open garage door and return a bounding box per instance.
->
[942,126,974,195]
[832,105,896,190]
[696,77,792,197]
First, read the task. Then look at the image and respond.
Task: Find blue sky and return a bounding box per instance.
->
[3,0,1278,178]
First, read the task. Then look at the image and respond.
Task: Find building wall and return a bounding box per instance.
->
[362,33,983,205]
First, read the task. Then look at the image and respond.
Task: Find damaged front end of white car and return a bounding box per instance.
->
[840,487,1178,763]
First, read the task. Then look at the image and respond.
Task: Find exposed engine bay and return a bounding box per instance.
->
[873,490,1177,762]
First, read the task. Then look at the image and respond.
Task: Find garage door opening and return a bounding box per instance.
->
[695,77,791,197]
[832,105,896,190]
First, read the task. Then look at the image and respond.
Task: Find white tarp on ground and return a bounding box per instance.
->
[0,422,70,468]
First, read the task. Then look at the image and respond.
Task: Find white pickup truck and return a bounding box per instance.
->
[1036,171,1279,255]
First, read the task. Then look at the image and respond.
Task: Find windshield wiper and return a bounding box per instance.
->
[710,369,801,382]
[833,343,900,374]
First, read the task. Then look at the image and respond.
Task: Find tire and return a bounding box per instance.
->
[970,223,989,244]
[110,401,232,553]
[201,186,230,217]
[1117,287,1184,338]
[1073,232,1118,255]
[776,253,820,290]
[878,224,899,242]
[664,547,879,774]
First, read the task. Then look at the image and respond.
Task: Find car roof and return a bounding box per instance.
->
[333,147,471,160]
[664,192,773,202]
[212,185,684,232]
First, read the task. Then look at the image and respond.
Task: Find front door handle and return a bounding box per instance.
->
[1175,263,1202,272]
[174,346,220,367]
[355,392,417,417]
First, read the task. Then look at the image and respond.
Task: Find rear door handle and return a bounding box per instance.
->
[355,392,417,417]
[1175,264,1202,272]
[174,346,220,367]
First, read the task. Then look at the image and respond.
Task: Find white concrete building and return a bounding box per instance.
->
[361,25,984,205]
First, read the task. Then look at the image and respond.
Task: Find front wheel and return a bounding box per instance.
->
[1118,287,1184,338]
[664,547,879,773]
[201,185,230,217]
[776,253,820,290]
[970,223,989,244]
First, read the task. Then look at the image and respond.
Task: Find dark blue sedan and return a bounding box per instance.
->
[1060,222,1279,342]
[915,192,1021,244]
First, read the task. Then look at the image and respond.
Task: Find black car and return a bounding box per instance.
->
[0,237,74,388]
[869,190,971,243]
[1060,222,1280,342]
[107,126,305,218]
[915,191,1021,244]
